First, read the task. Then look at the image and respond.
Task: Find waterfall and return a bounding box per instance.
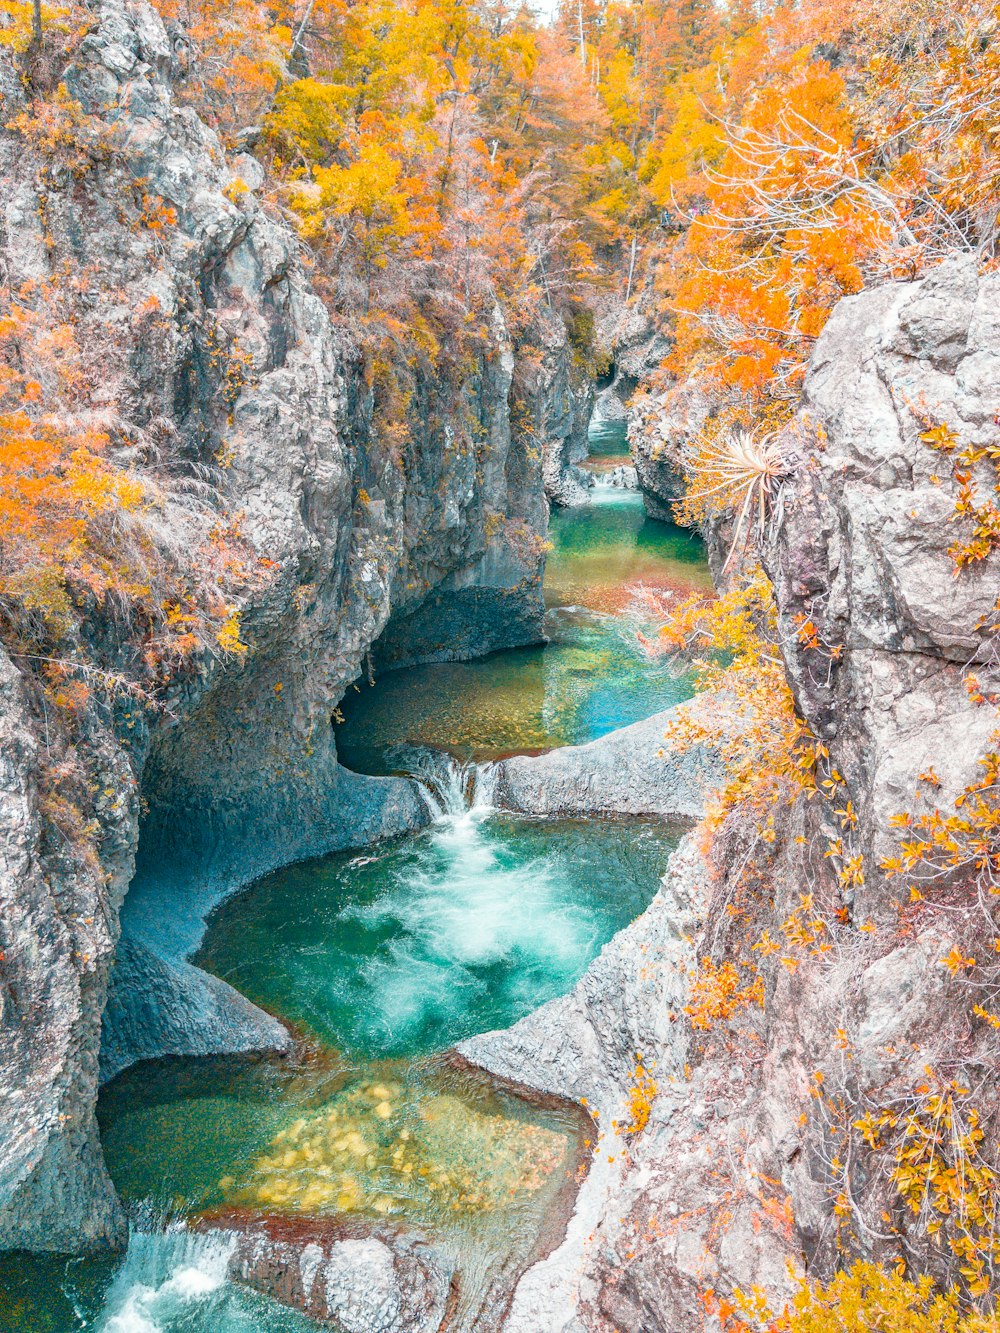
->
[95,1225,238,1333]
[405,747,495,818]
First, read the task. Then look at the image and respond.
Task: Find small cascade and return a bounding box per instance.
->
[472,759,499,810]
[95,1225,238,1332]
[589,465,639,495]
[404,747,491,818]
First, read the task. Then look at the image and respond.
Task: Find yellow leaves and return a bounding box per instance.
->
[624,1054,657,1135]
[0,294,142,631]
[780,894,834,959]
[216,609,249,658]
[851,1073,1000,1305]
[834,800,857,830]
[646,67,725,207]
[917,418,1000,573]
[684,957,765,1031]
[222,177,249,205]
[853,1109,896,1151]
[659,566,817,825]
[940,947,976,975]
[971,1004,1000,1031]
[740,1259,1000,1333]
[324,144,405,227]
[264,77,349,161]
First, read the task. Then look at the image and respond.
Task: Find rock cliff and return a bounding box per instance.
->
[0,0,572,1252]
[464,258,1000,1328]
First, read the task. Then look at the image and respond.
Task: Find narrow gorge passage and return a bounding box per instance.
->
[337,424,712,774]
[0,426,709,1332]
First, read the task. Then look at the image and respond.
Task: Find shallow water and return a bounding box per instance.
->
[0,1227,317,1332]
[336,491,711,772]
[2,1046,587,1332]
[97,1054,583,1285]
[586,417,631,460]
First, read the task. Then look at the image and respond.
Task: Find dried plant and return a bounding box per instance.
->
[685,428,791,571]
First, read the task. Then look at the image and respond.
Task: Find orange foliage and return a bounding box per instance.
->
[684,956,764,1031]
[150,0,293,141]
[658,569,817,825]
[0,288,146,636]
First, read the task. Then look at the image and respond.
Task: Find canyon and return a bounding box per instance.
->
[1,1,999,1331]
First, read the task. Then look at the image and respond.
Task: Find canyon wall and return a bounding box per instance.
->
[465,258,1000,1328]
[0,0,574,1253]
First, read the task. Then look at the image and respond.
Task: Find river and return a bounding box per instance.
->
[0,424,710,1332]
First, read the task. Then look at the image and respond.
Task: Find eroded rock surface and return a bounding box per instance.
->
[628,376,711,524]
[0,0,567,1251]
[527,310,596,508]
[466,260,1000,1328]
[229,1223,457,1333]
[765,254,1000,903]
[490,696,723,820]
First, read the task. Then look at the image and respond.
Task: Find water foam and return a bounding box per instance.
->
[96,1227,235,1333]
[341,753,594,1046]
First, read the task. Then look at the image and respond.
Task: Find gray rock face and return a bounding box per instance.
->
[594,292,670,426]
[460,837,726,1333]
[628,376,711,523]
[490,697,723,820]
[764,255,1000,910]
[594,290,677,521]
[99,937,291,1084]
[229,1224,456,1333]
[590,387,627,423]
[0,648,128,1252]
[0,0,567,1253]
[525,310,596,508]
[464,260,1000,1327]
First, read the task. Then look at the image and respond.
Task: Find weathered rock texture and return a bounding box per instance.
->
[98,936,292,1085]
[490,696,722,820]
[465,258,1000,1328]
[593,286,669,430]
[0,0,569,1252]
[527,310,596,508]
[227,1221,457,1333]
[592,283,681,522]
[765,254,1000,905]
[0,648,129,1250]
[628,376,710,523]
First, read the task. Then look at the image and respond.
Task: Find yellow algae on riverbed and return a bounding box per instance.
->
[221,1075,571,1223]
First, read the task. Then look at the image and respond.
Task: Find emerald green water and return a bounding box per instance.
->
[337,490,711,773]
[195,812,681,1058]
[585,418,632,468]
[2,422,710,1332]
[587,419,628,453]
